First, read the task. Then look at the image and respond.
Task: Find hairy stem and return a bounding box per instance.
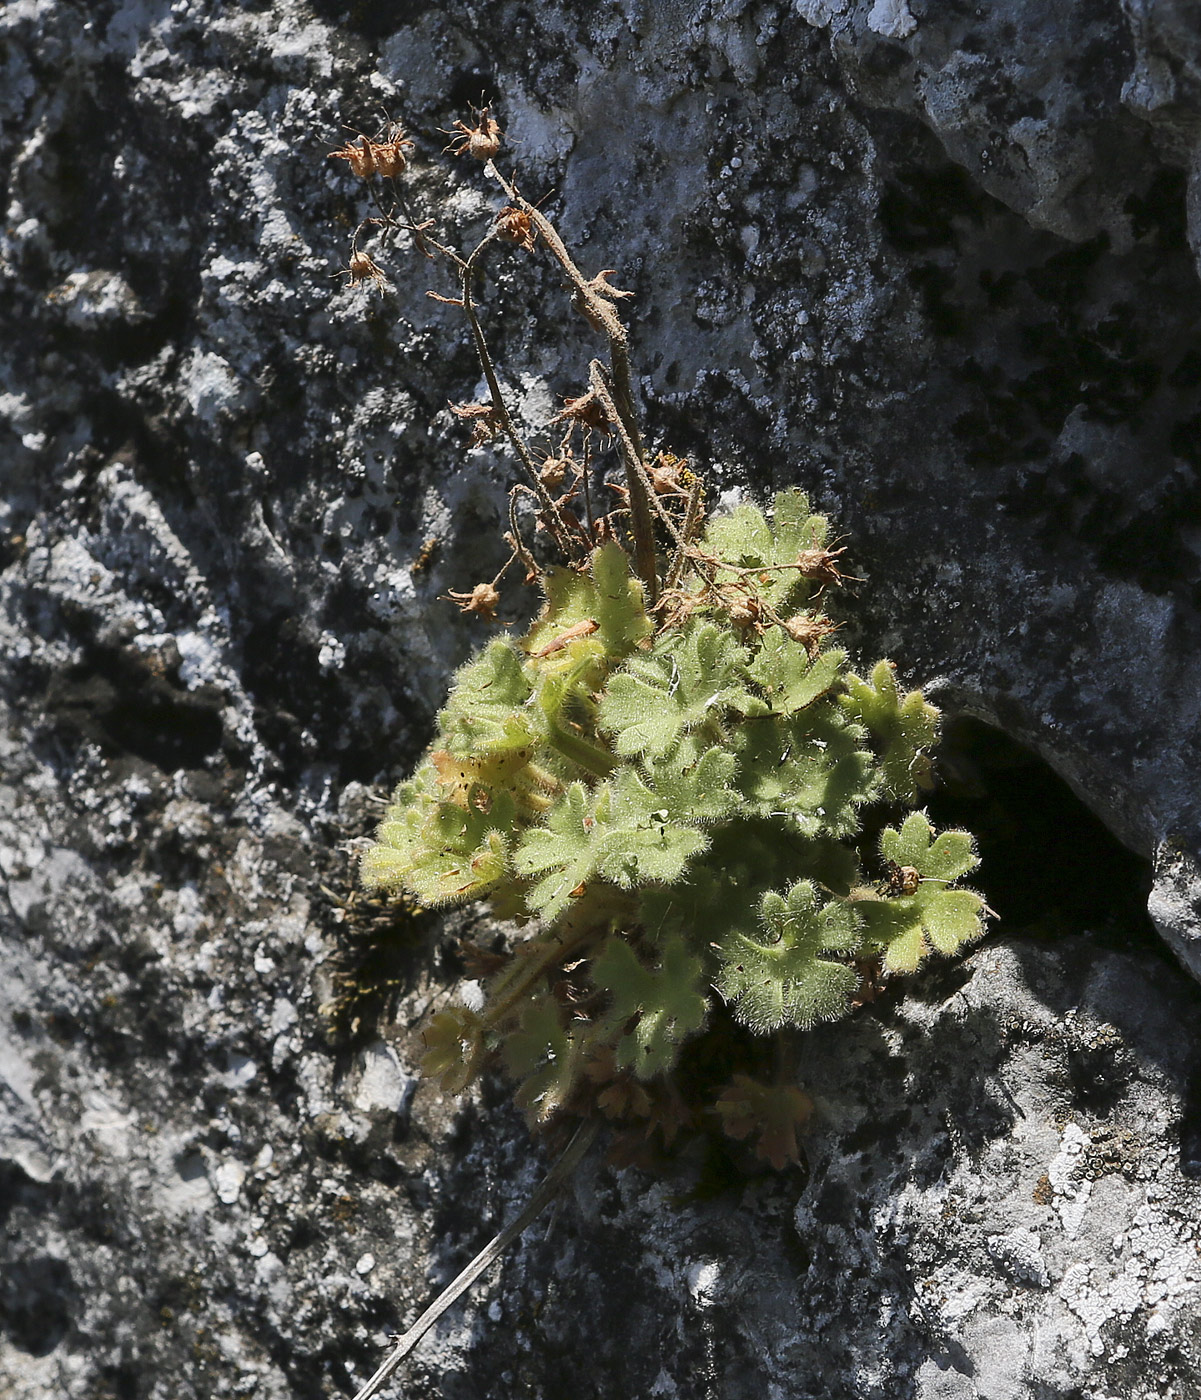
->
[487,164,660,595]
[459,234,575,552]
[545,720,619,778]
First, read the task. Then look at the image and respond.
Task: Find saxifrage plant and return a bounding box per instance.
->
[332,104,989,1173]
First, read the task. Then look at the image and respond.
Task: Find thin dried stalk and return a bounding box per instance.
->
[350,1122,598,1400]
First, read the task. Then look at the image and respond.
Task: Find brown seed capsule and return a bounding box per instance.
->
[329,135,376,179]
[449,401,502,446]
[781,611,838,656]
[343,250,387,289]
[373,128,415,178]
[329,127,414,180]
[446,581,503,622]
[794,545,847,586]
[444,106,503,161]
[548,389,611,435]
[495,206,537,252]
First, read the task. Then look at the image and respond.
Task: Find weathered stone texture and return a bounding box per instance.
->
[2,2,1201,1397]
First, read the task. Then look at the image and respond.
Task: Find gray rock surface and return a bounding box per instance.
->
[3,1,1201,1397]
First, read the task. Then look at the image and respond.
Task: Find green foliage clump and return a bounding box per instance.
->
[361,492,987,1167]
[330,108,987,1168]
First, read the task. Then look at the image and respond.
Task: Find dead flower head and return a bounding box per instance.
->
[647,451,689,497]
[781,611,838,657]
[446,581,503,622]
[341,249,388,289]
[449,400,503,446]
[495,206,537,253]
[444,105,503,161]
[549,389,611,435]
[795,545,847,587]
[329,127,415,180]
[538,448,580,492]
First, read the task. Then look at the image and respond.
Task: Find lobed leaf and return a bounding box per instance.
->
[839,659,940,804]
[747,629,846,715]
[715,879,863,1032]
[598,620,753,758]
[513,778,709,919]
[420,1006,486,1094]
[732,705,874,838]
[503,997,583,1122]
[715,1073,814,1170]
[859,812,986,973]
[439,638,539,756]
[592,933,709,1079]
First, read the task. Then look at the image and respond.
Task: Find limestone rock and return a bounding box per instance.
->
[3,2,1201,1397]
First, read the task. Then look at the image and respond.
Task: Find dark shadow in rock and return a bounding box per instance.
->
[927,715,1160,955]
[0,1251,75,1357]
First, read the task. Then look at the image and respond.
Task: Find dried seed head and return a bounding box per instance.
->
[539,454,572,490]
[795,545,847,587]
[373,128,415,178]
[883,860,921,897]
[343,250,388,289]
[781,611,838,656]
[446,581,503,622]
[647,451,689,496]
[449,400,503,446]
[444,105,503,161]
[329,135,377,179]
[549,389,611,435]
[329,126,415,180]
[495,206,537,252]
[726,593,762,630]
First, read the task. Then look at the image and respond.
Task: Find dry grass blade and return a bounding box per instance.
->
[349,1122,598,1400]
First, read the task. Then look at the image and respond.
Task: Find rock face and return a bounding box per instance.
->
[2,2,1201,1397]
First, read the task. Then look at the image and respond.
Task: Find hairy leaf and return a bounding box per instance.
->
[700,490,831,611]
[360,761,515,906]
[598,620,752,758]
[859,812,986,973]
[747,629,846,714]
[592,933,709,1079]
[733,706,874,838]
[439,638,539,756]
[502,997,582,1122]
[715,880,863,1032]
[840,659,940,804]
[590,540,653,656]
[513,779,708,919]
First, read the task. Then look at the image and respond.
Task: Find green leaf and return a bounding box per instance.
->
[715,880,863,1032]
[439,639,539,756]
[420,1007,486,1094]
[513,778,709,919]
[502,997,582,1122]
[747,628,847,714]
[860,812,986,973]
[592,933,709,1079]
[839,659,940,804]
[701,500,774,566]
[360,759,517,906]
[628,737,739,826]
[598,620,752,758]
[732,705,874,838]
[599,774,710,889]
[698,490,831,612]
[590,541,653,657]
[512,782,607,918]
[523,543,650,675]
